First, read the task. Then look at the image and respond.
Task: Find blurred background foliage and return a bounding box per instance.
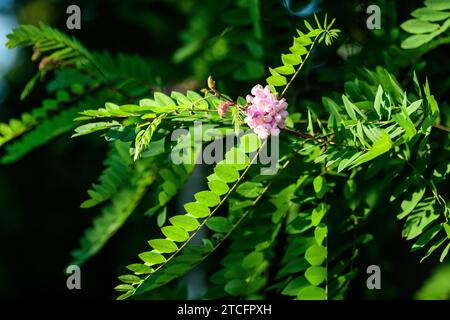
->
[0,0,449,299]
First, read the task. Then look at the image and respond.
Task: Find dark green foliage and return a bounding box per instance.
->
[71,153,160,266]
[2,105,85,164]
[80,141,132,209]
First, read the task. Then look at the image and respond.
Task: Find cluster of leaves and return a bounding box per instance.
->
[2,23,168,269]
[2,0,450,300]
[266,14,339,96]
[2,23,162,165]
[309,66,450,262]
[116,138,264,299]
[401,0,450,49]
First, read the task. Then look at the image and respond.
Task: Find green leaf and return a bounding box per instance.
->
[322,97,343,122]
[274,64,295,75]
[440,242,450,262]
[154,92,175,107]
[286,216,312,235]
[403,206,440,240]
[296,33,313,46]
[118,274,141,284]
[161,226,189,242]
[20,72,40,100]
[224,147,249,170]
[80,141,131,209]
[134,116,163,161]
[117,291,134,300]
[277,258,309,279]
[138,251,166,265]
[115,284,135,291]
[407,100,423,115]
[268,68,287,85]
[373,85,383,119]
[352,130,393,167]
[126,264,153,274]
[411,8,450,22]
[297,286,326,300]
[207,180,230,196]
[72,121,119,137]
[425,0,450,10]
[148,239,178,253]
[314,224,328,246]
[195,191,220,207]
[169,215,200,232]
[224,279,246,296]
[421,237,447,262]
[184,202,210,218]
[266,75,287,86]
[214,164,240,183]
[305,266,326,286]
[242,251,264,269]
[397,188,426,220]
[313,176,327,199]
[282,276,309,296]
[312,203,327,226]
[206,216,232,233]
[139,98,156,107]
[239,133,260,152]
[401,19,439,34]
[157,208,167,227]
[304,20,314,31]
[281,53,301,65]
[305,244,327,266]
[444,224,450,239]
[290,43,308,55]
[342,95,365,120]
[187,90,208,109]
[170,91,191,106]
[411,224,442,252]
[401,34,436,49]
[236,181,263,198]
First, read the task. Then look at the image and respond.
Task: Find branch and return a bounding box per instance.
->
[433,124,450,133]
[280,127,335,145]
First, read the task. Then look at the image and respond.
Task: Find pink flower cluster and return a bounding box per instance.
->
[217,101,234,117]
[244,85,288,139]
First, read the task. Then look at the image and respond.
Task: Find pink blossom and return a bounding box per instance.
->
[244,84,288,139]
[217,101,233,117]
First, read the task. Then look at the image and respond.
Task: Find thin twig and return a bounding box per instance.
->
[280,127,336,146]
[433,124,450,133]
